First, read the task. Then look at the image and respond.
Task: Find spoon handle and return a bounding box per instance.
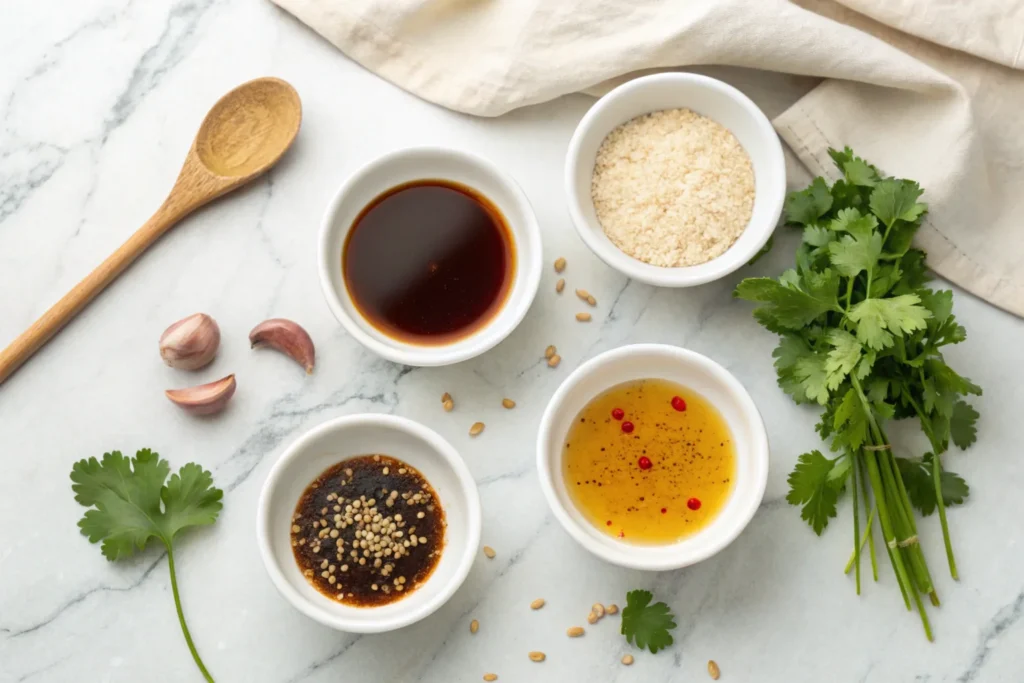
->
[0,200,185,385]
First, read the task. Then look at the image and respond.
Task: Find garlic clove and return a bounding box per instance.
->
[159,313,220,370]
[249,319,315,373]
[165,374,236,415]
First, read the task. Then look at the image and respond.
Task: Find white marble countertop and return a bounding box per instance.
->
[3,1,1024,682]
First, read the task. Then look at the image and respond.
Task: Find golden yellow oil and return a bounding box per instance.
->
[562,378,736,544]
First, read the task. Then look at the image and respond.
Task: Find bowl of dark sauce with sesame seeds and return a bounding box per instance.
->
[258,414,481,632]
[536,344,769,571]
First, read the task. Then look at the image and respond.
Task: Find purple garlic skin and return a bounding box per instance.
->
[160,313,220,371]
[165,374,236,415]
[249,318,315,374]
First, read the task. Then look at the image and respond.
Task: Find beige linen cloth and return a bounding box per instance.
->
[273,0,1024,316]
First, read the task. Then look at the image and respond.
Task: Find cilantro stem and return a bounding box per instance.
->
[852,375,937,601]
[885,543,912,610]
[872,432,936,601]
[843,277,854,313]
[852,374,936,638]
[863,450,915,611]
[167,547,215,683]
[844,506,876,576]
[851,450,862,595]
[906,393,959,580]
[931,451,958,579]
[859,456,879,581]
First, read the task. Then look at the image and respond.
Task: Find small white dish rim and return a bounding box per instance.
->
[318,146,542,367]
[536,343,769,571]
[564,72,786,288]
[257,413,481,633]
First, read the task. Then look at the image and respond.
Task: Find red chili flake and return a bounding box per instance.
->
[618,531,625,538]
[606,520,612,526]
[687,497,702,511]
[611,408,625,420]
[671,396,687,412]
[661,507,667,514]
[621,421,635,433]
[638,456,652,470]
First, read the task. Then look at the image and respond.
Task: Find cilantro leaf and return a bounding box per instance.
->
[843,157,879,187]
[919,289,953,327]
[795,353,831,405]
[828,146,857,171]
[848,295,931,350]
[896,454,969,516]
[828,179,869,212]
[829,146,881,187]
[833,389,869,451]
[787,451,841,534]
[830,208,878,238]
[870,179,927,228]
[828,231,883,278]
[894,249,930,292]
[621,590,677,654]
[855,349,877,381]
[786,177,833,225]
[825,329,862,390]
[950,401,979,450]
[803,224,832,248]
[72,450,223,559]
[927,358,982,397]
[734,275,838,329]
[869,263,903,298]
[827,452,853,487]
[70,450,222,680]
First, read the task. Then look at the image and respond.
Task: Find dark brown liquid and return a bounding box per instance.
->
[291,455,445,607]
[343,180,515,345]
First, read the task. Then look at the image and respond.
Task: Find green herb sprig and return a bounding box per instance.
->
[736,148,981,640]
[71,449,223,681]
[621,589,677,653]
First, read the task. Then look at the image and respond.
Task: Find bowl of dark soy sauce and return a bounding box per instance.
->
[319,148,542,366]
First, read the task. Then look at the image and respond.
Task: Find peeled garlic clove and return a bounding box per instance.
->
[165,374,236,415]
[159,313,220,370]
[249,319,315,374]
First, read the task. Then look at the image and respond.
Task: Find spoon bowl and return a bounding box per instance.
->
[195,78,302,179]
[0,77,302,385]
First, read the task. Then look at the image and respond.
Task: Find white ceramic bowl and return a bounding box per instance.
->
[319,147,543,366]
[536,344,769,570]
[564,73,786,287]
[257,414,481,633]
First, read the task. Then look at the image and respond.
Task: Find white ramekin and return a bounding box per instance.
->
[536,344,769,571]
[257,414,481,633]
[564,73,786,287]
[319,147,542,366]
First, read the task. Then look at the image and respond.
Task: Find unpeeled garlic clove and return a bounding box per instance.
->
[165,374,236,415]
[249,319,315,373]
[159,313,220,370]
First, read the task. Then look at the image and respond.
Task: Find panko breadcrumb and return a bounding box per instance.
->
[591,108,755,268]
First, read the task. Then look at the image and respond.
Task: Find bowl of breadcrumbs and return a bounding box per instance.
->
[564,72,786,287]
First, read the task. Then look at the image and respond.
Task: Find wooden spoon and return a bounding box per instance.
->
[0,77,302,385]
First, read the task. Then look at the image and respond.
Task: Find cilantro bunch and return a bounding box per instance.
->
[736,148,981,641]
[71,449,223,681]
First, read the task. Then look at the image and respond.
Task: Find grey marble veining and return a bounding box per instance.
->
[2,1,1024,681]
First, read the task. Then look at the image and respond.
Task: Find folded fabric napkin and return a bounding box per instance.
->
[273,0,1024,317]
